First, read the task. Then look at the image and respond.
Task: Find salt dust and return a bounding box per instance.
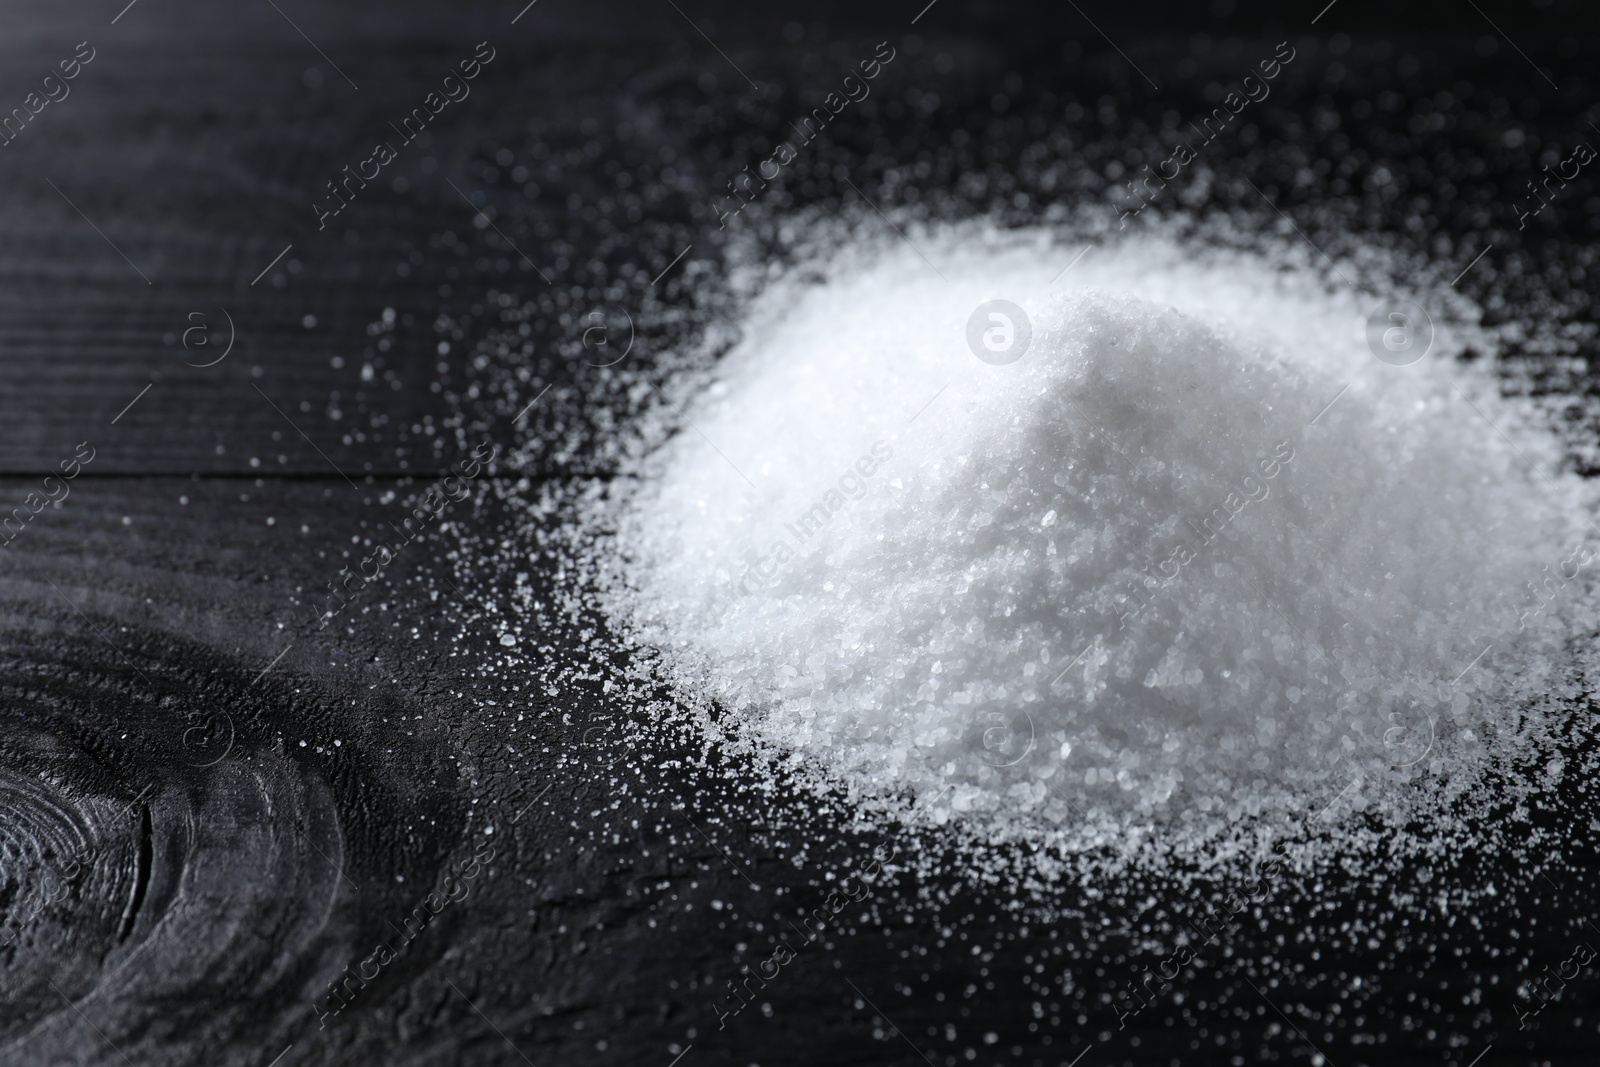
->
[566,219,1599,878]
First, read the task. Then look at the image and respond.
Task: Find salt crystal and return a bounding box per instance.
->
[578,224,1599,866]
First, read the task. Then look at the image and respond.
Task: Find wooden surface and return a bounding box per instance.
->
[1,2,1599,1066]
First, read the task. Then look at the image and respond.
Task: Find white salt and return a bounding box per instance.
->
[586,222,1598,864]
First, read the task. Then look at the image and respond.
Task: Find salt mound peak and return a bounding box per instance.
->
[606,235,1594,838]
